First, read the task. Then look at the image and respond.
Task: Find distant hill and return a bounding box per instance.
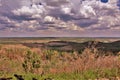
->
[23,40,120,54]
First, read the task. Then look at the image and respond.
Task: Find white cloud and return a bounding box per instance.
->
[80,5,96,17]
[12,4,46,17]
[61,7,71,14]
[60,4,72,14]
[44,16,56,22]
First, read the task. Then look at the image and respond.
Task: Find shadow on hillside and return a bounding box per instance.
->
[23,40,120,55]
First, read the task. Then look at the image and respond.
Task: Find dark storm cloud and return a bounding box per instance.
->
[117,0,120,9]
[74,18,98,27]
[58,14,73,21]
[2,13,36,21]
[90,26,110,31]
[35,26,49,30]
[0,18,9,24]
[44,0,69,7]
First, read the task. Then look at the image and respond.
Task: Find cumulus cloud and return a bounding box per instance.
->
[12,4,46,18]
[61,6,72,14]
[43,15,84,31]
[0,16,17,30]
[0,0,120,37]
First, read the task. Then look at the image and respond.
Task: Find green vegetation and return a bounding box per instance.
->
[1,69,120,80]
[22,50,41,73]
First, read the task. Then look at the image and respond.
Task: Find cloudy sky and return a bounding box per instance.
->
[0,0,120,37]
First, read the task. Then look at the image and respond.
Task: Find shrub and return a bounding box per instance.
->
[22,50,41,73]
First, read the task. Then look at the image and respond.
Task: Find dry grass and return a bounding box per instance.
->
[0,44,120,79]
